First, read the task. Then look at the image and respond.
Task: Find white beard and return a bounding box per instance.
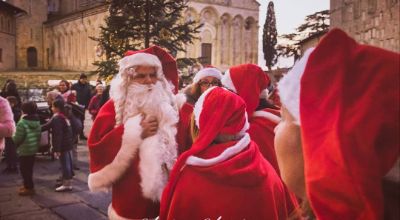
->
[122,81,179,201]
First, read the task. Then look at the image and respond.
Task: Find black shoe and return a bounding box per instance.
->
[73,166,80,171]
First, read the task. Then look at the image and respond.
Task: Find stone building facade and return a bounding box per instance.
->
[4,0,259,72]
[298,31,328,56]
[0,1,25,71]
[330,0,399,52]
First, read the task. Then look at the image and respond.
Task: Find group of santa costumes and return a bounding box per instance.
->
[87,28,399,220]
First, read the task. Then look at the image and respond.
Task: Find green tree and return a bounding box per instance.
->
[277,9,329,60]
[91,0,202,78]
[262,1,278,71]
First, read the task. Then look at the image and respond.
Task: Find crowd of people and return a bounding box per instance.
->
[0,73,110,195]
[0,28,399,219]
[86,28,398,220]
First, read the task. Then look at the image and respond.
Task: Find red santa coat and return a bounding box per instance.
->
[176,102,193,155]
[88,100,159,219]
[165,140,289,220]
[222,64,281,172]
[249,108,281,173]
[223,64,298,216]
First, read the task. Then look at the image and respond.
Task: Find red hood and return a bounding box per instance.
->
[189,140,272,187]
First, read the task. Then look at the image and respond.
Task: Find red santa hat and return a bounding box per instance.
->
[160,87,250,217]
[221,64,270,115]
[192,66,222,84]
[117,45,179,93]
[278,28,400,219]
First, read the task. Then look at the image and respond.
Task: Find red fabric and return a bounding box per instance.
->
[176,102,193,155]
[249,108,299,216]
[160,87,289,219]
[124,46,179,93]
[248,108,280,173]
[228,64,278,170]
[270,88,282,107]
[165,141,289,220]
[88,94,102,120]
[229,64,270,115]
[300,29,400,220]
[88,100,159,219]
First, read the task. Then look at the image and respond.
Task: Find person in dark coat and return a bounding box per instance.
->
[42,99,74,192]
[1,80,21,108]
[71,73,92,139]
[64,103,83,170]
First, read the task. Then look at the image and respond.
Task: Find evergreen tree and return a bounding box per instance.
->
[91,0,202,78]
[277,10,329,60]
[262,1,278,71]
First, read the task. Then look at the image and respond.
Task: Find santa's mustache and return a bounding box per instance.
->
[128,82,156,94]
[125,81,167,110]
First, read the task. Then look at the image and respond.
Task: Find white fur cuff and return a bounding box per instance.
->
[88,115,143,192]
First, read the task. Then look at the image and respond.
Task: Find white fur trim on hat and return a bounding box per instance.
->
[118,52,162,73]
[186,133,250,166]
[193,68,222,84]
[278,48,314,125]
[221,69,237,93]
[193,86,217,129]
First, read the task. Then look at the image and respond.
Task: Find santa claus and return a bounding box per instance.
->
[87,46,179,219]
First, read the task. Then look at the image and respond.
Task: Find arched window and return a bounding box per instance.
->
[368,0,377,14]
[27,47,38,67]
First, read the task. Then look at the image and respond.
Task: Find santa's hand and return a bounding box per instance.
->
[140,115,158,139]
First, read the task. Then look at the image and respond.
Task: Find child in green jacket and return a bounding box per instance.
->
[13,101,41,196]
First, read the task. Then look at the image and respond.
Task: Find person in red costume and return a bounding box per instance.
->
[221,63,298,216]
[160,87,290,220]
[275,29,399,219]
[87,46,180,219]
[177,67,223,155]
[221,64,281,173]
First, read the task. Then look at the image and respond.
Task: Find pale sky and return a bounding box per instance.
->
[257,0,330,68]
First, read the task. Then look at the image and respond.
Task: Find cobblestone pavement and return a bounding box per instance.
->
[0,114,111,220]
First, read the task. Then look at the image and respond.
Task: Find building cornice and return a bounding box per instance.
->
[44,3,109,27]
[190,0,259,11]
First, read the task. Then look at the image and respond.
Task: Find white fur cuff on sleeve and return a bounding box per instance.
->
[88,115,143,192]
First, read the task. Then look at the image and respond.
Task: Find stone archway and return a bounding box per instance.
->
[27,47,38,67]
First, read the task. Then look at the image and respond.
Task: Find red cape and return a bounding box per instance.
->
[162,141,290,220]
[249,108,299,216]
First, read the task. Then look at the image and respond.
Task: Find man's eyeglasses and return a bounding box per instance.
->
[199,80,220,87]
